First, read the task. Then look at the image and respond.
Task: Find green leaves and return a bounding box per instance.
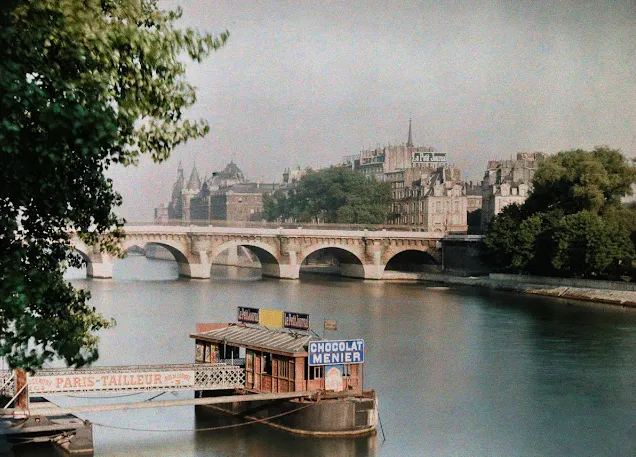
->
[264,167,392,224]
[1,0,226,370]
[482,147,636,279]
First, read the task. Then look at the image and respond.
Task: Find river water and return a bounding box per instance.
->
[13,255,636,457]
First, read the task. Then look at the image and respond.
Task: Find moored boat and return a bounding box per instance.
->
[190,307,378,436]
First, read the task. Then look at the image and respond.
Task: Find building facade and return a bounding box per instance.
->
[343,119,448,180]
[386,166,468,232]
[464,181,483,234]
[157,161,282,223]
[481,152,547,230]
[344,120,472,233]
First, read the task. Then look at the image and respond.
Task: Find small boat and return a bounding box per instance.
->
[190,308,378,436]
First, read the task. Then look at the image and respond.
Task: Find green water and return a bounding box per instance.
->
[10,256,636,457]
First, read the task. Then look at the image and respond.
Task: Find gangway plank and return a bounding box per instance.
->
[2,391,319,416]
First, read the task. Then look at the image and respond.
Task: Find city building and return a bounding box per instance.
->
[481,152,547,230]
[464,181,483,234]
[344,120,471,233]
[386,165,468,232]
[156,161,284,223]
[343,119,447,180]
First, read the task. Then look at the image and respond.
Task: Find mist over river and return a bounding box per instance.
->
[13,255,636,456]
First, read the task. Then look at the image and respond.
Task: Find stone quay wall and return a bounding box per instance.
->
[385,272,636,309]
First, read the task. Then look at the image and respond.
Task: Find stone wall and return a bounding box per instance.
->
[441,237,490,276]
[489,273,636,292]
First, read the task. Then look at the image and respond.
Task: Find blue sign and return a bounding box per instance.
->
[308,339,364,366]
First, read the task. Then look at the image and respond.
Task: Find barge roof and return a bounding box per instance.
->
[191,323,318,355]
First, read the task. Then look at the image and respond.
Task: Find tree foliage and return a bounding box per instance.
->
[264,167,392,224]
[483,147,636,279]
[0,0,227,370]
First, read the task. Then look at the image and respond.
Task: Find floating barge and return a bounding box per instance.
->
[191,308,378,436]
[0,308,377,455]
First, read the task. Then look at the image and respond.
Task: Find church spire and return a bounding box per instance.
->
[187,164,201,190]
[406,118,413,147]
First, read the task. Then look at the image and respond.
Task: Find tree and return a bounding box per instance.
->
[551,211,634,278]
[264,167,392,224]
[482,147,636,278]
[526,147,636,214]
[0,0,227,370]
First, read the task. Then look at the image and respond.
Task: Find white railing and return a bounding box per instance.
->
[7,363,244,396]
[0,371,15,398]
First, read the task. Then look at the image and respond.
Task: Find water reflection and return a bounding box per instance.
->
[113,253,179,281]
[17,257,636,457]
[209,264,262,281]
[193,408,377,457]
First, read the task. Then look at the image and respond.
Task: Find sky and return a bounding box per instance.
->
[110,0,636,221]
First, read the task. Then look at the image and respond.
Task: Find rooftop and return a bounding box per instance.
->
[191,323,318,355]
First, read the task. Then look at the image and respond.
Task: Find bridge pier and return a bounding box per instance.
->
[86,252,115,279]
[274,264,300,279]
[87,261,114,278]
[180,262,212,279]
[361,264,385,279]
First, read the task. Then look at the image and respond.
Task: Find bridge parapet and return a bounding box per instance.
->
[124,225,447,240]
[72,225,483,280]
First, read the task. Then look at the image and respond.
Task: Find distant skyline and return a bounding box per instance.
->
[110,0,636,221]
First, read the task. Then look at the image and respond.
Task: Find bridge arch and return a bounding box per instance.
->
[212,241,280,278]
[65,246,91,278]
[72,245,91,263]
[121,238,190,276]
[299,244,366,279]
[383,247,441,276]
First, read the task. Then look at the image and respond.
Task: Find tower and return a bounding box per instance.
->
[181,164,201,221]
[406,118,413,148]
[167,161,185,219]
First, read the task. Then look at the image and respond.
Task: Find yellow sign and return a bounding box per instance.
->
[259,309,284,328]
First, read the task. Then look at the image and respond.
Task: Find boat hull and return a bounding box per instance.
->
[195,390,378,436]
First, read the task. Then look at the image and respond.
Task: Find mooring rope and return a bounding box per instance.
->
[91,401,317,433]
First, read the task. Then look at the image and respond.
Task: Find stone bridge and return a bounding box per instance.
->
[73,225,483,280]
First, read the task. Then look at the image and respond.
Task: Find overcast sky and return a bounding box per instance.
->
[110,0,636,221]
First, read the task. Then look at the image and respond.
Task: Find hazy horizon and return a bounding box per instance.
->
[109,0,636,221]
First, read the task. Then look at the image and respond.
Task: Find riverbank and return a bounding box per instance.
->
[388,272,636,309]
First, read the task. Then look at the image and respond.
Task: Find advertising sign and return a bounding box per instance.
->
[324,319,337,331]
[237,306,259,324]
[308,339,364,366]
[28,370,195,394]
[325,365,344,392]
[412,151,447,163]
[260,309,284,328]
[284,311,310,330]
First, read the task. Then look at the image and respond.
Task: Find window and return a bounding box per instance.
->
[342,364,351,377]
[308,366,324,380]
[278,358,289,379]
[263,353,272,375]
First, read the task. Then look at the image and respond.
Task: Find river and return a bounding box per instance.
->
[13,255,636,457]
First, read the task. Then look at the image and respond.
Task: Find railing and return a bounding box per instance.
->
[215,358,246,367]
[3,363,245,396]
[126,219,454,233]
[0,371,15,397]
